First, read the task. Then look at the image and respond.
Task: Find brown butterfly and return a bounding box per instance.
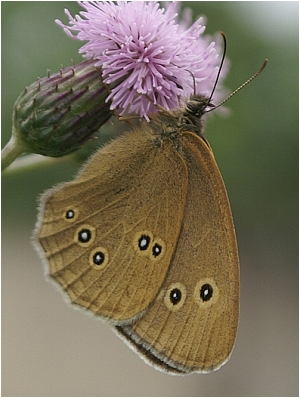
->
[34,52,267,374]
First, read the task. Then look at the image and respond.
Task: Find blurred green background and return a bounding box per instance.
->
[2,1,298,396]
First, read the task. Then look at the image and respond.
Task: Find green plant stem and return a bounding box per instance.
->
[1,132,29,171]
[1,153,70,176]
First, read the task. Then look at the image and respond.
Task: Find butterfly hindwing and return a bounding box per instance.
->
[116,131,240,372]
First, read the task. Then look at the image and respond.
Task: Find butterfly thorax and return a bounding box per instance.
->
[148,94,213,150]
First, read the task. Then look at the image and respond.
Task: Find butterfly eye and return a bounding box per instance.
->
[75,225,96,247]
[164,283,186,311]
[194,278,219,308]
[64,206,79,222]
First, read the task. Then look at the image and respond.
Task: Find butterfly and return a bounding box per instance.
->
[34,51,267,373]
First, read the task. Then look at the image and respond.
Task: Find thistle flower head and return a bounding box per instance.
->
[13,59,112,157]
[57,1,229,119]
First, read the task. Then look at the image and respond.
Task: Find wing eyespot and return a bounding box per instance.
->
[74,225,96,247]
[64,206,79,222]
[138,234,151,251]
[89,247,109,270]
[133,231,166,261]
[194,278,219,308]
[164,282,186,311]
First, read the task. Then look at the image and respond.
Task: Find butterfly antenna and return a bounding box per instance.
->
[207,58,268,112]
[207,31,227,105]
[185,32,226,98]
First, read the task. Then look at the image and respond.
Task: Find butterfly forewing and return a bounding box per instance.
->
[37,128,188,322]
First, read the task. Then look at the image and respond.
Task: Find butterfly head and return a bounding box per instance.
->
[185,94,215,119]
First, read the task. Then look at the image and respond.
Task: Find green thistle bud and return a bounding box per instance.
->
[12,58,113,157]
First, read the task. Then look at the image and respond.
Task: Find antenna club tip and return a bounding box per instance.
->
[219,31,227,45]
[260,59,268,72]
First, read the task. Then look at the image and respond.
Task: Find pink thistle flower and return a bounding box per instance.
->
[56,1,229,119]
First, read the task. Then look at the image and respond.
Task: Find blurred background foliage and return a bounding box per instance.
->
[2,2,298,396]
